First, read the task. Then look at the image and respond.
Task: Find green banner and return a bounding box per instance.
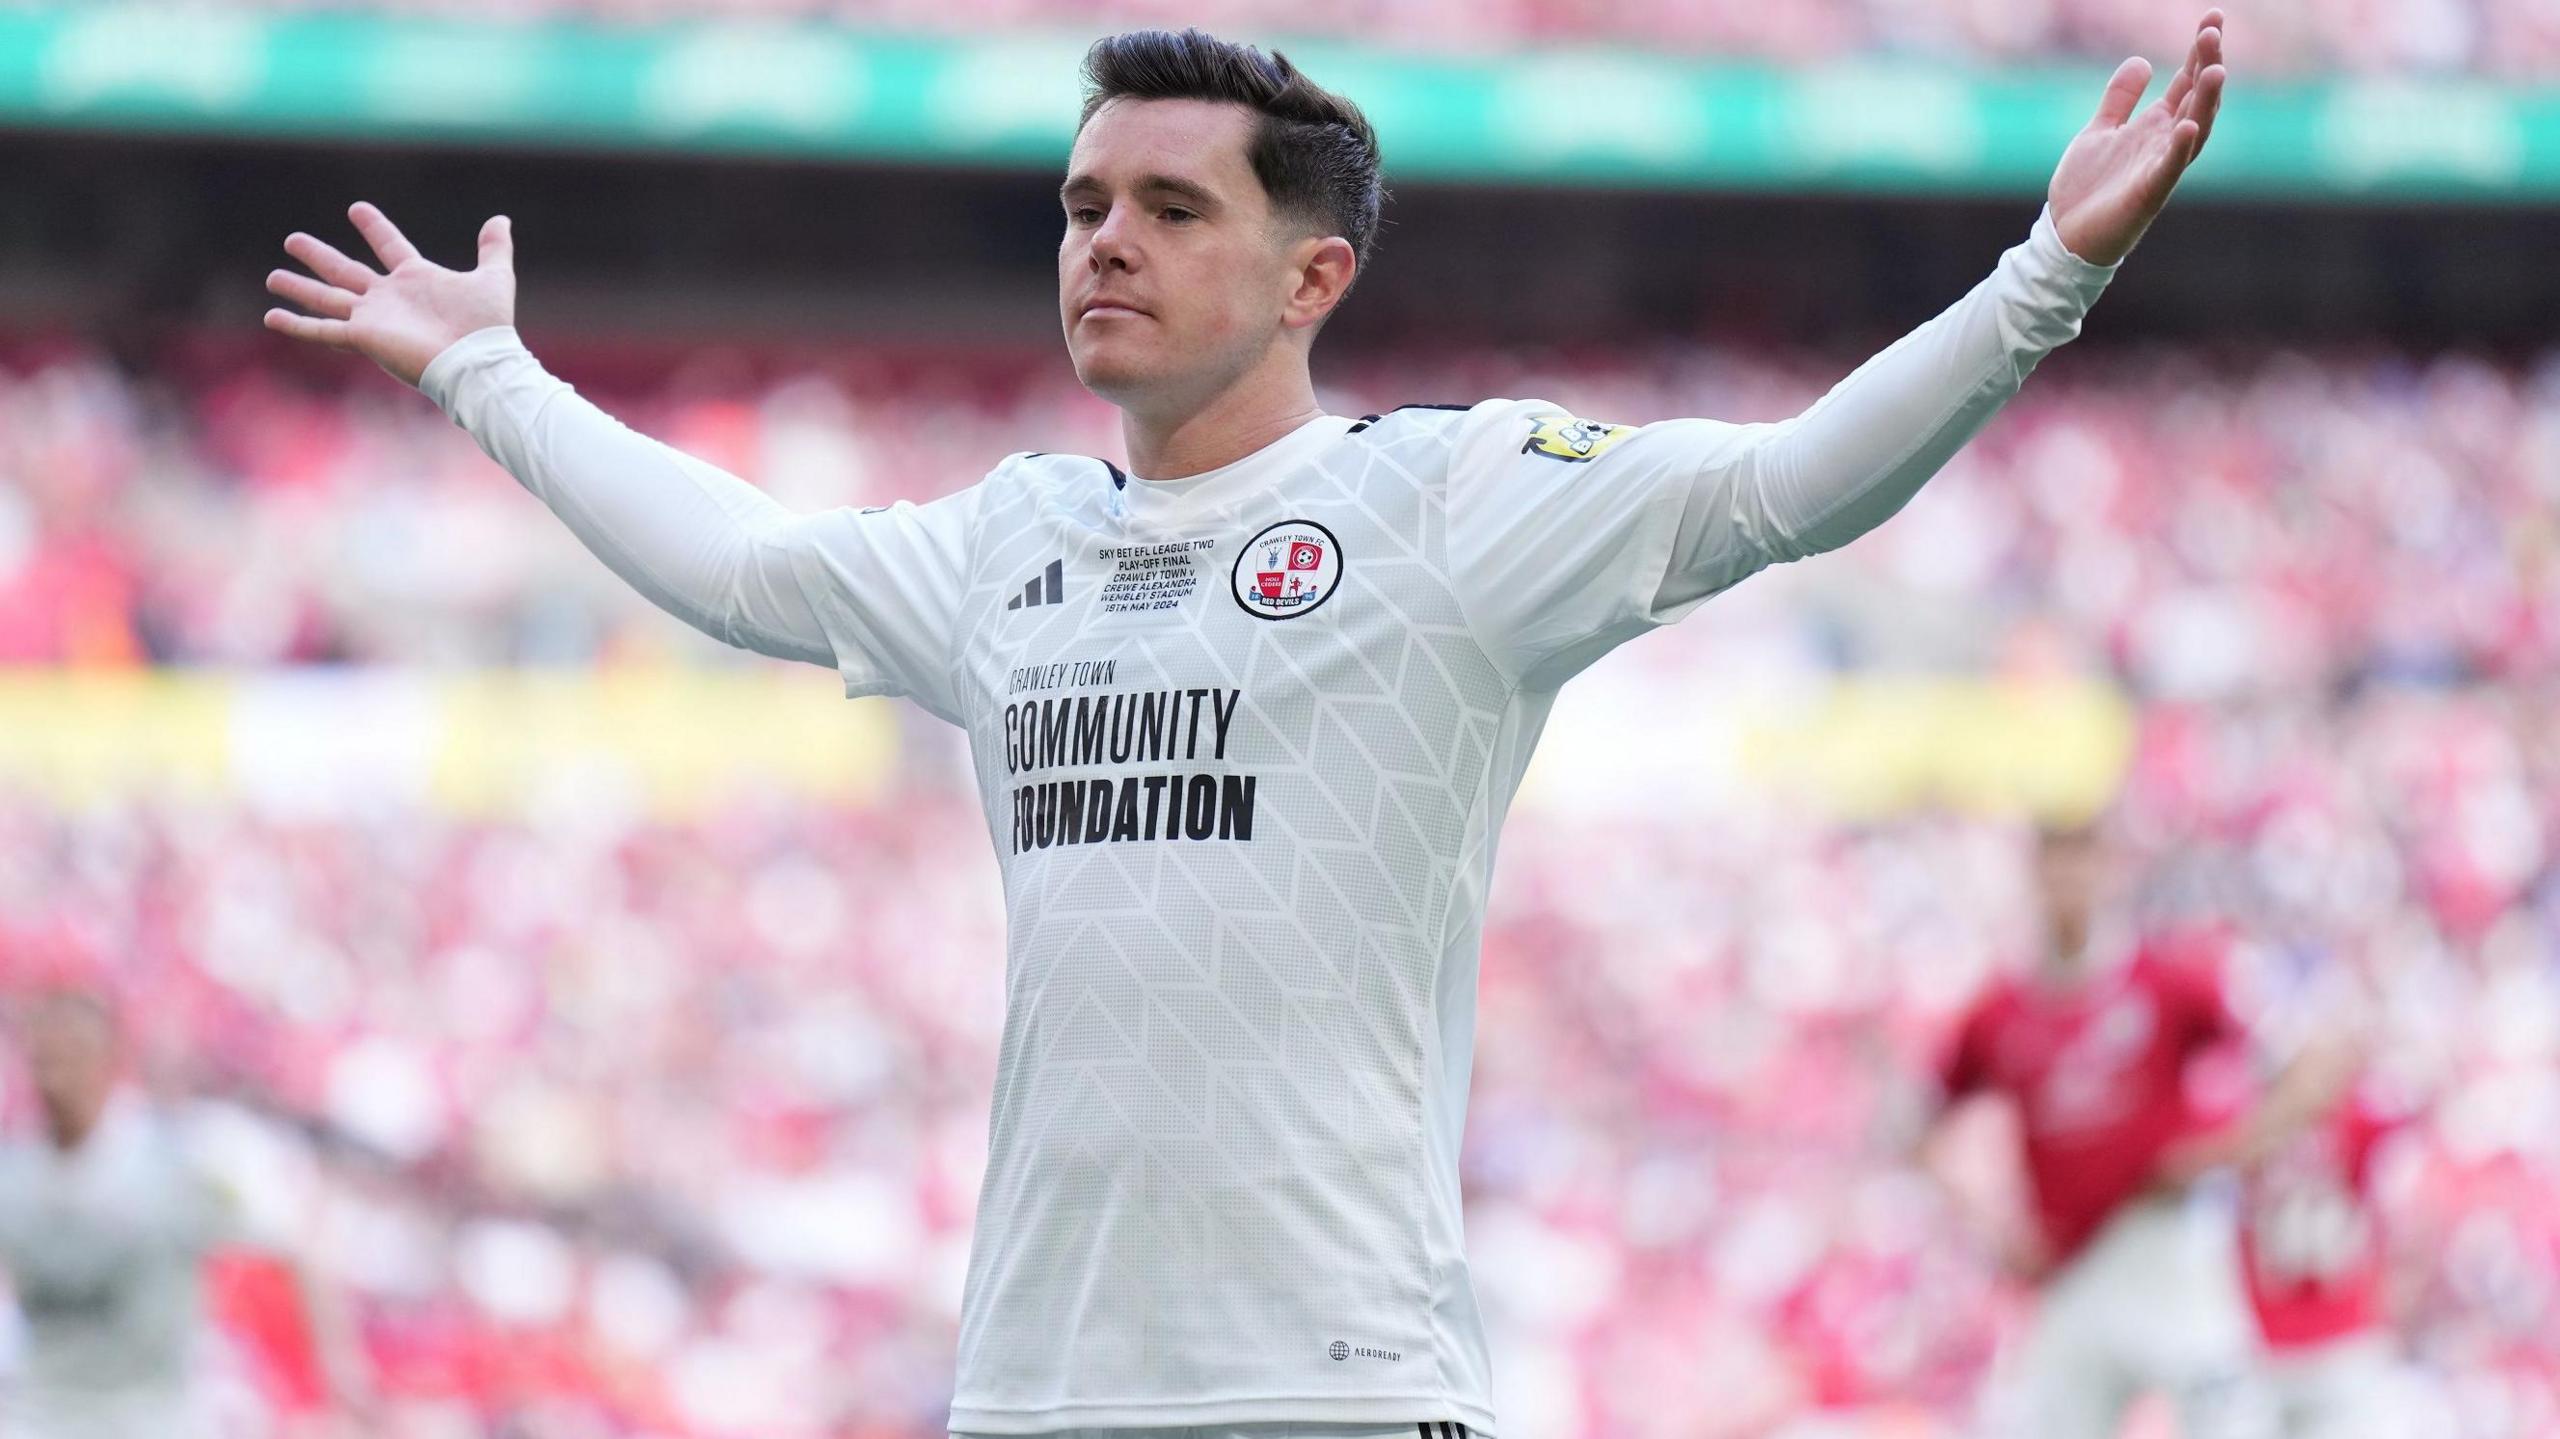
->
[3,5,2558,199]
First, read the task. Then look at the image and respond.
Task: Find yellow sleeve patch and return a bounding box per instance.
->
[1521,413,1634,464]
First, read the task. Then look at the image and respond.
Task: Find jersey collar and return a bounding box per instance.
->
[1113,414,1356,524]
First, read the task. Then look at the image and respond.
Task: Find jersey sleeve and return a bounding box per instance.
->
[1936,995,2000,1102]
[2150,952,2247,1053]
[138,1110,239,1256]
[2339,1088,2419,1188]
[779,486,982,722]
[1444,399,1737,687]
[421,325,982,721]
[1446,207,2114,688]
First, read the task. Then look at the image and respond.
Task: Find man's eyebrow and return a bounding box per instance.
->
[1058,173,1224,209]
[1136,174,1222,209]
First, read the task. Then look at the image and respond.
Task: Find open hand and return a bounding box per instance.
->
[264,203,516,389]
[2049,11,2226,267]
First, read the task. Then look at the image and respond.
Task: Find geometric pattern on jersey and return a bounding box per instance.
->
[936,410,1527,1433]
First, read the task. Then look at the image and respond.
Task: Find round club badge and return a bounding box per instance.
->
[1232,519,1343,621]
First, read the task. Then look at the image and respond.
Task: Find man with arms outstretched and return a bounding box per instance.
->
[264,21,2226,1439]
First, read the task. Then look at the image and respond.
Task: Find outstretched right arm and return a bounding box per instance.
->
[416,325,834,665]
[265,202,830,663]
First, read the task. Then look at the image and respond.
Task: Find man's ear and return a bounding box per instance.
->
[1282,235,1358,331]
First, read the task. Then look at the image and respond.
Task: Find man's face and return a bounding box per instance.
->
[2034,827,2106,966]
[22,993,114,1121]
[1059,98,1307,415]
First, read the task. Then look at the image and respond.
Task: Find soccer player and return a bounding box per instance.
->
[0,982,230,1439]
[2239,1047,2418,1439]
[262,19,2226,1438]
[1920,821,2350,1439]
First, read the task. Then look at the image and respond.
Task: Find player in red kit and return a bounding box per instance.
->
[2238,1059,2421,1439]
[1918,822,2347,1439]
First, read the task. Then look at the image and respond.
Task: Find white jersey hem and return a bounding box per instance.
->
[948,1394,1498,1434]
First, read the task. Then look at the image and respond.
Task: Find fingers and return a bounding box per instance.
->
[2185,63,2226,150]
[2162,37,2199,113]
[2171,119,2203,185]
[2164,20,2223,113]
[265,268,356,321]
[476,214,513,273]
[283,232,378,295]
[2090,55,2152,131]
[2140,51,2223,212]
[262,308,356,349]
[348,201,422,272]
[2145,119,2204,208]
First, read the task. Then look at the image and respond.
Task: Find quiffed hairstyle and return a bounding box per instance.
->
[1078,29,1387,275]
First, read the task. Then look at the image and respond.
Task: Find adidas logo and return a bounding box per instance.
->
[1006,558,1065,612]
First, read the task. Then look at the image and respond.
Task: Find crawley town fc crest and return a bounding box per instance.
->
[1231,519,1343,621]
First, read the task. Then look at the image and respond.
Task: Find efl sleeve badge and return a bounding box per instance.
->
[1521,413,1634,464]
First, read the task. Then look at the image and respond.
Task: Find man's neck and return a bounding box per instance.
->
[1121,361,1326,481]
[2033,932,2092,990]
[43,1094,107,1153]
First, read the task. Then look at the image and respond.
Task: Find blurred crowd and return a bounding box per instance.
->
[156,0,2560,80]
[3,327,2560,1437]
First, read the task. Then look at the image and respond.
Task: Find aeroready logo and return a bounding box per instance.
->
[1231,519,1342,621]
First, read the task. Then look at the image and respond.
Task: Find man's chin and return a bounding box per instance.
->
[1070,349,1163,408]
[1069,333,1243,418]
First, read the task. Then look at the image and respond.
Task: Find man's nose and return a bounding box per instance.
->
[1088,204,1137,271]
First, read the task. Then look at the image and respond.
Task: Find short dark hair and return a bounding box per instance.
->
[1078,29,1386,276]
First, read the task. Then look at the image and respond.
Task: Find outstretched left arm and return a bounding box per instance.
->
[1651,12,2227,614]
[1447,16,2227,684]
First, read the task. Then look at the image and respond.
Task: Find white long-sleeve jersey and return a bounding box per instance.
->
[0,1097,228,1439]
[421,209,2113,1435]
